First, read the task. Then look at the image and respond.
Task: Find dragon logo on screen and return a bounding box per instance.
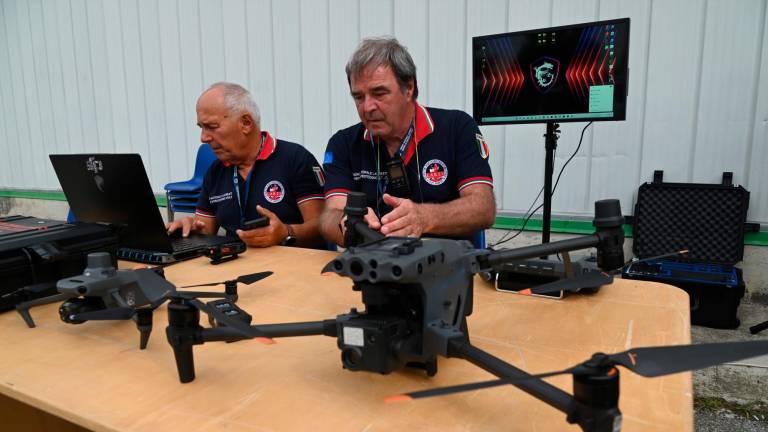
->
[530,57,560,93]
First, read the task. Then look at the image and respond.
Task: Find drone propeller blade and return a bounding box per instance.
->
[180,281,222,288]
[387,340,768,403]
[69,306,136,322]
[236,271,273,285]
[188,298,273,343]
[519,272,613,296]
[385,368,575,403]
[181,271,274,289]
[608,340,768,378]
[1,282,56,299]
[175,291,230,299]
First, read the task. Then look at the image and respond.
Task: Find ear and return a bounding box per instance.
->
[240,113,255,134]
[405,79,415,99]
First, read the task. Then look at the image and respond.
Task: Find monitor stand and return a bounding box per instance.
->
[541,122,560,249]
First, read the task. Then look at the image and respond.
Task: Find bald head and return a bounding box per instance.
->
[199,82,261,127]
[196,82,262,166]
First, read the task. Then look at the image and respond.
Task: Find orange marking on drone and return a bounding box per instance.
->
[627,352,637,366]
[256,337,276,345]
[519,288,533,296]
[384,394,413,404]
[607,367,617,376]
[132,264,148,270]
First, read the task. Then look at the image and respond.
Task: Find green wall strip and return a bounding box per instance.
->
[2,189,766,246]
[0,189,168,207]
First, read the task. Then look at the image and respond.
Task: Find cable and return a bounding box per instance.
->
[491,122,593,248]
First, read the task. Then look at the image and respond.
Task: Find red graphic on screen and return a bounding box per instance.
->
[480,38,525,112]
[565,25,617,102]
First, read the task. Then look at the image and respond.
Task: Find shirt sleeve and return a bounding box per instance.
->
[452,112,494,192]
[290,146,326,205]
[195,165,216,219]
[322,131,357,199]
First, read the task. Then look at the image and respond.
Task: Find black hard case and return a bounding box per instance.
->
[624,171,749,329]
[0,216,119,311]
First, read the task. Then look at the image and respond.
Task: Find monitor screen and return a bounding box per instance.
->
[472,18,630,125]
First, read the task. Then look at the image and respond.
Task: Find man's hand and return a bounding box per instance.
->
[339,207,381,238]
[166,216,205,237]
[379,193,431,237]
[236,205,288,247]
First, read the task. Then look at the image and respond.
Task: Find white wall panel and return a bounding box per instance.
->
[0,0,766,223]
[28,0,58,188]
[642,0,706,183]
[299,0,331,157]
[0,0,16,187]
[158,0,190,183]
[271,0,304,144]
[4,0,34,188]
[328,0,359,133]
[747,4,768,223]
[694,0,763,185]
[427,0,465,110]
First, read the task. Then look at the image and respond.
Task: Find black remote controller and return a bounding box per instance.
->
[242,216,269,230]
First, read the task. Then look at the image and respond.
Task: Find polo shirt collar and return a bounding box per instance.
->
[362,102,435,165]
[221,131,277,167]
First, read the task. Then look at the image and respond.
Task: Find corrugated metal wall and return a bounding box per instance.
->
[0,0,766,223]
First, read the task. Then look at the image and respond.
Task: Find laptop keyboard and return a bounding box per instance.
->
[171,236,221,252]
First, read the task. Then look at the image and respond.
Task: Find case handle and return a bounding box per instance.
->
[722,172,733,186]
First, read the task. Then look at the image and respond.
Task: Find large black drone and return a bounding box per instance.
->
[163,192,768,432]
[10,252,271,349]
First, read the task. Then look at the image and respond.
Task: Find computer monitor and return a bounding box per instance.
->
[472,18,630,125]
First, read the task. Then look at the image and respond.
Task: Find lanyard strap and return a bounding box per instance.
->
[395,120,415,159]
[232,167,254,225]
[371,120,415,216]
[232,135,266,225]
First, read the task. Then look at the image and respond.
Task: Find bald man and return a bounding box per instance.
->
[167,82,326,248]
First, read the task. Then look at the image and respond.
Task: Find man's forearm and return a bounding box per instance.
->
[320,207,344,246]
[421,190,495,237]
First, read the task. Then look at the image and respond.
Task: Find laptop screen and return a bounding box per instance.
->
[49,154,173,253]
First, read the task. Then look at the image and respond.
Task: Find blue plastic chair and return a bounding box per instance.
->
[164,144,217,221]
[472,230,486,249]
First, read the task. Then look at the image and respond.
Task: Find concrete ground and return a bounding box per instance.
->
[2,196,767,429]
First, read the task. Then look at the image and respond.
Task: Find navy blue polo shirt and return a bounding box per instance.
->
[196,132,325,238]
[323,103,493,227]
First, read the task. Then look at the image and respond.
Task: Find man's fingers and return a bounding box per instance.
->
[382,193,401,208]
[381,216,411,236]
[257,205,276,219]
[364,207,382,230]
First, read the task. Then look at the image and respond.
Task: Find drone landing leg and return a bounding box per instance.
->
[568,370,622,432]
[136,309,153,349]
[405,356,438,377]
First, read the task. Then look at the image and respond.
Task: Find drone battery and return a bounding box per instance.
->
[0,215,119,311]
[495,259,568,299]
[623,171,749,329]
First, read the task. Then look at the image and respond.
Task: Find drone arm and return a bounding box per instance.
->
[447,338,575,415]
[253,319,338,338]
[482,235,600,269]
[200,320,337,343]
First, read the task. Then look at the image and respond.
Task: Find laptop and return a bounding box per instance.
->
[50,153,241,264]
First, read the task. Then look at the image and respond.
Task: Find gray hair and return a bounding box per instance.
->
[345,36,419,99]
[207,82,261,126]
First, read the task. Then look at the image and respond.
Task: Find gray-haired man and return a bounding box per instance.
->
[167,82,326,248]
[320,37,496,246]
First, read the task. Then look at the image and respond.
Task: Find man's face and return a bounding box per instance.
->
[350,65,414,140]
[196,89,252,164]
